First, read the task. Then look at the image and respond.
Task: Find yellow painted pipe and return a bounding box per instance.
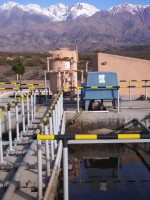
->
[75,135,97,140]
[135,86,142,88]
[118,134,140,140]
[37,135,54,140]
[90,86,98,89]
[106,86,113,88]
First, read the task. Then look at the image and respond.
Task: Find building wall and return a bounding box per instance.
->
[93,53,150,98]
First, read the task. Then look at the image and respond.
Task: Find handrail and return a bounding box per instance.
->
[34,88,63,135]
[0,87,46,90]
[0,82,44,86]
[0,90,32,112]
[119,80,150,82]
[0,89,38,163]
[64,85,150,90]
[37,133,150,141]
[35,88,63,199]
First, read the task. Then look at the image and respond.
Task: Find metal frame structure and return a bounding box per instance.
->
[1,82,150,199]
[37,115,150,200]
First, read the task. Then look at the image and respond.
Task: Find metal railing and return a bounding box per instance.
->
[118,80,150,100]
[1,80,150,199]
[36,117,150,200]
[64,85,150,113]
[0,82,44,86]
[35,89,64,200]
[0,85,63,199]
[0,89,38,163]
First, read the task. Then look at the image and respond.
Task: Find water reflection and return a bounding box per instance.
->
[69,143,150,200]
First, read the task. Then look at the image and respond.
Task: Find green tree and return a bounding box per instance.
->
[12,57,25,81]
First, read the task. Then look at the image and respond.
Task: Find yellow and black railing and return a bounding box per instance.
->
[0,90,32,112]
[35,89,63,135]
[0,87,46,90]
[36,133,150,141]
[119,80,150,82]
[64,85,150,90]
[0,82,44,86]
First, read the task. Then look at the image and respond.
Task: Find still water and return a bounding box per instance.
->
[69,143,150,200]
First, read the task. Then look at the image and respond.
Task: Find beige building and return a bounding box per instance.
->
[93,53,150,98]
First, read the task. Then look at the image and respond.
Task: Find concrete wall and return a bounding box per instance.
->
[93,53,150,98]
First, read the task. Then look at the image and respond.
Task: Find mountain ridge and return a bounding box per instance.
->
[0,2,150,52]
[0,1,100,21]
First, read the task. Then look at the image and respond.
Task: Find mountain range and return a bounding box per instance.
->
[0,1,150,52]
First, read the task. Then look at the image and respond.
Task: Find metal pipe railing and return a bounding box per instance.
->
[37,130,150,200]
[0,89,38,162]
[1,86,50,199]
[37,133,150,141]
[64,84,150,113]
[119,80,150,100]
[34,89,63,200]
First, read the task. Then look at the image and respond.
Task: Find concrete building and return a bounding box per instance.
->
[93,53,150,98]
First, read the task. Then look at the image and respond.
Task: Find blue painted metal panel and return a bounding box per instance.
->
[84,72,119,100]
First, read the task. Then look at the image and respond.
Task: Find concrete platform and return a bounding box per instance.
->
[0,102,51,200]
[65,100,150,134]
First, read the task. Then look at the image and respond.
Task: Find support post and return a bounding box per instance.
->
[52,110,57,148]
[57,99,60,129]
[86,62,88,73]
[0,109,3,163]
[60,92,63,119]
[63,72,66,87]
[37,140,43,200]
[21,96,26,134]
[59,97,61,127]
[118,89,120,113]
[55,104,58,135]
[8,106,13,151]
[15,91,17,99]
[39,89,42,104]
[61,93,63,119]
[63,140,69,200]
[47,57,50,72]
[44,71,47,100]
[77,89,80,113]
[49,117,54,161]
[129,81,131,101]
[31,92,34,123]
[145,81,148,100]
[45,124,50,177]
[15,102,19,141]
[27,95,30,128]
[60,93,62,120]
[34,91,37,120]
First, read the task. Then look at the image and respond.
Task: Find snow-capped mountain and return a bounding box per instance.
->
[48,3,99,20]
[0,1,150,21]
[108,2,150,15]
[0,2,150,52]
[0,1,100,21]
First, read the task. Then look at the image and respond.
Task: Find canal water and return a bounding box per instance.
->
[68,143,150,200]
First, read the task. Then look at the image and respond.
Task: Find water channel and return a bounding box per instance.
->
[68,143,150,200]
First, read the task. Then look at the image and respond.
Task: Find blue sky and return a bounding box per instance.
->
[0,0,150,9]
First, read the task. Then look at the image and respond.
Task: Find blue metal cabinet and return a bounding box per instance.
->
[84,72,120,110]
